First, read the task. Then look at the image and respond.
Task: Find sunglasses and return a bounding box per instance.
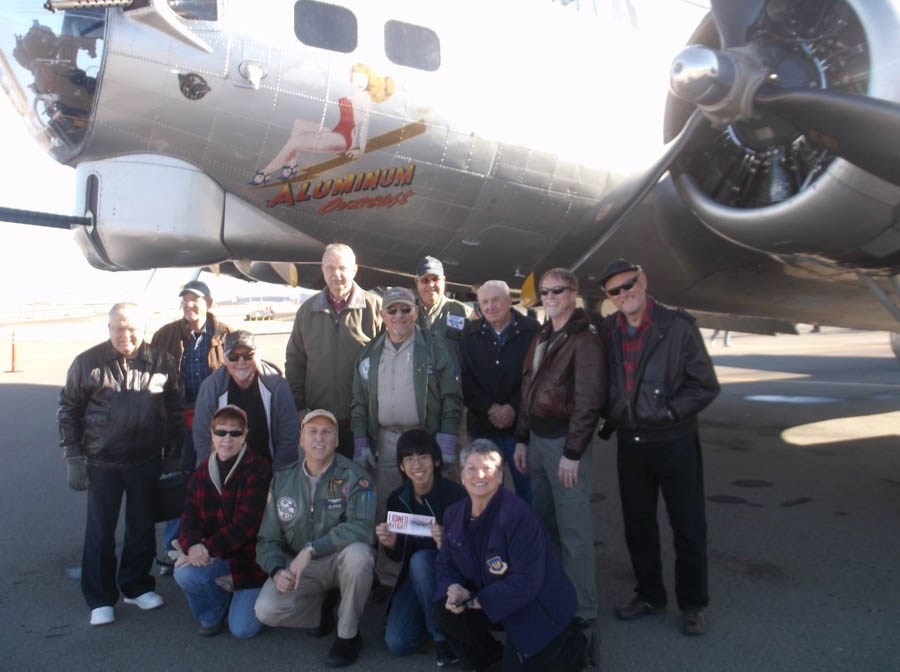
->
[605,276,640,297]
[386,305,413,315]
[213,428,244,437]
[539,285,571,297]
[227,352,254,362]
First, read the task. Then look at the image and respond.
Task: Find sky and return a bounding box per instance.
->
[0,96,304,311]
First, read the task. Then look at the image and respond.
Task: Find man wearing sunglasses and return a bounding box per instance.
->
[513,268,605,632]
[597,259,719,637]
[286,243,383,460]
[351,286,462,587]
[193,331,299,470]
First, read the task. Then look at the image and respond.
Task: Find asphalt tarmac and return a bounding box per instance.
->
[1,318,898,671]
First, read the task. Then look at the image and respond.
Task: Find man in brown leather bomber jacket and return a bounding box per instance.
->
[513,267,605,624]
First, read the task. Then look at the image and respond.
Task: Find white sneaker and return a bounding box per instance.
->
[123,591,164,610]
[90,606,115,626]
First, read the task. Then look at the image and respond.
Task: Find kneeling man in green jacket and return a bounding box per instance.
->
[255,409,376,667]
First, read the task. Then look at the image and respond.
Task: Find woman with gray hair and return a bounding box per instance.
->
[432,440,587,670]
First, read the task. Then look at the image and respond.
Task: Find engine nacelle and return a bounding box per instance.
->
[73,154,323,271]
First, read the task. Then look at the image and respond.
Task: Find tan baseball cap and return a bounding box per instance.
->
[301,408,338,429]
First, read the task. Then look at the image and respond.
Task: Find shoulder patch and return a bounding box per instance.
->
[358,357,370,381]
[486,555,508,575]
[277,496,297,522]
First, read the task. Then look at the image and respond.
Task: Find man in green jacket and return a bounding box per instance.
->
[285,243,382,459]
[414,255,471,361]
[255,409,375,667]
[351,287,462,585]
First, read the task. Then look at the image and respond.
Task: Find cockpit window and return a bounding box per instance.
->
[384,20,440,71]
[167,0,218,22]
[1,2,105,162]
[294,0,357,54]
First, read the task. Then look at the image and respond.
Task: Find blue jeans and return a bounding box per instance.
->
[474,434,533,505]
[174,557,263,639]
[385,549,442,655]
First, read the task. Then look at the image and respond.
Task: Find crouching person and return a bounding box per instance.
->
[174,405,271,638]
[255,409,376,667]
[375,430,466,665]
[433,440,587,671]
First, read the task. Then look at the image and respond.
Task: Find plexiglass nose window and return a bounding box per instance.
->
[1,3,106,162]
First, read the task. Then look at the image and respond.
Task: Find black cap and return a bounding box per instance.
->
[224,330,256,355]
[598,259,642,287]
[416,256,444,277]
[179,280,211,299]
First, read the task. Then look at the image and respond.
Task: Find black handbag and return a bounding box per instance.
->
[153,472,187,523]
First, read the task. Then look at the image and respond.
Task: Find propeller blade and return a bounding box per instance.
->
[755,84,900,187]
[570,109,706,273]
[710,0,766,48]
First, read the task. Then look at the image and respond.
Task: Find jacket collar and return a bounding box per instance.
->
[103,340,153,365]
[310,283,367,313]
[537,307,592,340]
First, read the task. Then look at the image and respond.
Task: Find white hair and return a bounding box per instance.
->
[322,243,356,265]
[108,302,145,323]
[477,280,511,300]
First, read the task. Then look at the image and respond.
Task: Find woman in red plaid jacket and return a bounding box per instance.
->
[174,405,272,638]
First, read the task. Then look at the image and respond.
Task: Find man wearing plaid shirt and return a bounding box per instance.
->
[151,280,230,572]
[598,259,719,637]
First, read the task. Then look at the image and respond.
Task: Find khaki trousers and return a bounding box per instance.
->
[528,432,597,619]
[375,427,406,586]
[254,542,374,638]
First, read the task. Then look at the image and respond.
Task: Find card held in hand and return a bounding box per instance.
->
[387,510,436,537]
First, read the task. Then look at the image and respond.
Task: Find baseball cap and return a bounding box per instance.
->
[212,404,248,425]
[179,280,211,299]
[301,408,338,429]
[416,256,444,277]
[598,259,642,287]
[224,330,256,355]
[382,286,416,308]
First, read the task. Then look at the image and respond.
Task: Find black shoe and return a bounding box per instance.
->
[371,583,393,604]
[198,615,226,637]
[326,633,362,667]
[435,640,459,667]
[614,597,666,621]
[307,588,339,638]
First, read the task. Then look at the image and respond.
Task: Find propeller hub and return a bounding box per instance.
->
[670,45,734,106]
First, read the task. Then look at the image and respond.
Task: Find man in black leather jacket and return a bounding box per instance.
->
[598,259,719,637]
[58,303,184,626]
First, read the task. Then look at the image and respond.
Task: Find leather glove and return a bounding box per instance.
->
[353,437,376,472]
[66,456,88,492]
[435,433,457,466]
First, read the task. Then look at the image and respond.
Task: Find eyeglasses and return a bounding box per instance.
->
[386,305,413,315]
[605,276,640,297]
[402,454,433,466]
[227,352,254,362]
[213,428,244,438]
[539,285,572,297]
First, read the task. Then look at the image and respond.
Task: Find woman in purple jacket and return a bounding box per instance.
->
[433,439,587,671]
